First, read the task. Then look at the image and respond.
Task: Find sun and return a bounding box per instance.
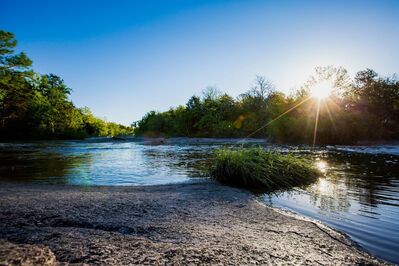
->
[310,80,333,99]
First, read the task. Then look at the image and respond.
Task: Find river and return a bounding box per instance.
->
[0,138,398,263]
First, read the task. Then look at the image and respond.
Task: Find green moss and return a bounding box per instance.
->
[210,147,320,191]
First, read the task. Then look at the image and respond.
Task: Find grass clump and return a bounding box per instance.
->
[210,147,320,191]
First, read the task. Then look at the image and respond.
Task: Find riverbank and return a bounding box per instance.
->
[0,181,386,265]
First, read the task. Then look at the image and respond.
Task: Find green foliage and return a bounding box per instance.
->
[134,66,399,144]
[0,30,133,140]
[210,147,320,191]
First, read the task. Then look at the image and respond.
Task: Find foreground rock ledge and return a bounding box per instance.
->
[0,181,385,265]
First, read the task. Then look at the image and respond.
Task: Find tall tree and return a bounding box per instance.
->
[0,30,33,134]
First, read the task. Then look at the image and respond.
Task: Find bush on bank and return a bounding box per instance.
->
[210,147,320,191]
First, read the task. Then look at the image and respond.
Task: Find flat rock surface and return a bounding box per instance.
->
[0,240,56,266]
[0,181,386,265]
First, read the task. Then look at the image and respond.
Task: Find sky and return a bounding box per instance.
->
[2,0,399,125]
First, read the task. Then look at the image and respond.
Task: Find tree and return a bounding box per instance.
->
[0,30,33,135]
[134,67,398,144]
[347,69,399,139]
[0,30,132,140]
[250,75,275,101]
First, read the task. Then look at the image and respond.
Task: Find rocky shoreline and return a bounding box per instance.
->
[0,181,386,265]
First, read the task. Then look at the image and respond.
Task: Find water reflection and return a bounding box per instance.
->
[0,139,218,186]
[314,159,328,173]
[300,152,399,208]
[264,152,399,263]
[307,177,351,213]
[0,149,92,184]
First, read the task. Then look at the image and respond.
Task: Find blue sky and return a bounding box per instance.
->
[2,0,399,125]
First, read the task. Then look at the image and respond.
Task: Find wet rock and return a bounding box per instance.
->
[0,181,388,265]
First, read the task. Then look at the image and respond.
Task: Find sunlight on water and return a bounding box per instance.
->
[313,178,331,194]
[315,159,328,173]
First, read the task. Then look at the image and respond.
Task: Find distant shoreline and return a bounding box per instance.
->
[1,136,398,146]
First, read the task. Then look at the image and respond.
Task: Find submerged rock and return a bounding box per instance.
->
[111,136,125,141]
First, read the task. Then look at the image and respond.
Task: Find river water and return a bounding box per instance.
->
[0,138,398,263]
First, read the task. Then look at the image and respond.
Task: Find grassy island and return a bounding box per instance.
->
[210,147,320,191]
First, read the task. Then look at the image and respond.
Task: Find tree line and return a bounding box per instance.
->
[2,30,397,144]
[0,30,133,140]
[134,67,399,144]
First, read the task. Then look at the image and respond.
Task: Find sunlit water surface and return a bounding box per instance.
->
[0,138,398,263]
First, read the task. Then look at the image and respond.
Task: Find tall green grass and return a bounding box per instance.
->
[210,147,320,191]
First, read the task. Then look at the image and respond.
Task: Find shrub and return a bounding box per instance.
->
[210,147,320,191]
